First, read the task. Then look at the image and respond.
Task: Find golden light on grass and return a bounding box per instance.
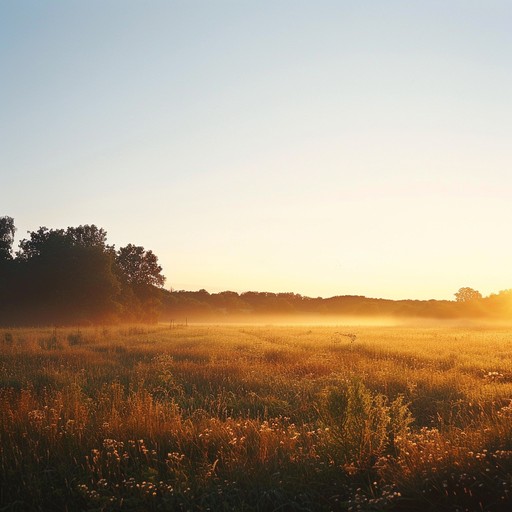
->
[2,323,512,510]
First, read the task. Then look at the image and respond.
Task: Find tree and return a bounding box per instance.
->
[17,224,110,260]
[0,217,17,322]
[0,221,168,325]
[482,289,512,318]
[455,287,482,302]
[17,227,67,260]
[66,224,109,249]
[115,244,165,323]
[116,244,165,287]
[0,216,16,260]
[15,225,121,324]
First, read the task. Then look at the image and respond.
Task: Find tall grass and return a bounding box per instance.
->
[1,324,512,510]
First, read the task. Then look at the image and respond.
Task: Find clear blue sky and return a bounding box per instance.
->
[2,1,511,300]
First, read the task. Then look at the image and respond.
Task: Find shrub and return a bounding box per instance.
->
[318,379,412,467]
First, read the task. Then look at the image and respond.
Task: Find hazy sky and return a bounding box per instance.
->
[2,1,511,300]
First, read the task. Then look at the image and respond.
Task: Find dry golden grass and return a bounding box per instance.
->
[1,323,512,510]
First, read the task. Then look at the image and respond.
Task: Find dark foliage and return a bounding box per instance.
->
[1,215,510,326]
[0,217,165,326]
[0,216,15,261]
[159,288,512,323]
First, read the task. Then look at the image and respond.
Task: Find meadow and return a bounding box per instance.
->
[1,323,512,511]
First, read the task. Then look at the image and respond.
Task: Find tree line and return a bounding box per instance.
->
[0,217,165,325]
[1,216,511,325]
[161,287,512,321]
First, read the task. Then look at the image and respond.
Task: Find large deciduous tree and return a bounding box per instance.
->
[116,244,165,323]
[116,244,165,287]
[15,225,121,324]
[0,219,168,325]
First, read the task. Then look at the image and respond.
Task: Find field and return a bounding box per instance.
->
[2,323,512,511]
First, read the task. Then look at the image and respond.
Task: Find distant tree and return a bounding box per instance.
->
[455,287,482,302]
[212,291,248,314]
[0,216,16,260]
[116,244,165,287]
[482,289,512,318]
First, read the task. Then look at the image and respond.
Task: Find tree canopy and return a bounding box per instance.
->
[0,216,15,261]
[116,244,165,287]
[455,287,482,303]
[2,216,512,325]
[0,217,165,325]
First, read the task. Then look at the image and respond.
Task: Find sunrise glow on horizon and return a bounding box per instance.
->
[2,1,512,301]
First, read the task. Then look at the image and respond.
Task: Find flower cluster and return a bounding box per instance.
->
[347,482,401,511]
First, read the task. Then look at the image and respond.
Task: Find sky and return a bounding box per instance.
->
[1,0,511,301]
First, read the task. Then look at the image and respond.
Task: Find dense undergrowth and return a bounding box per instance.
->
[1,324,512,511]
